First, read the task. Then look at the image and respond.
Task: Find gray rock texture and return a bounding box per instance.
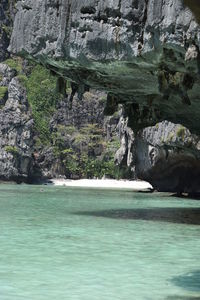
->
[0,63,34,181]
[0,0,15,62]
[35,90,120,179]
[1,0,200,192]
[10,0,200,134]
[116,117,200,193]
[135,121,200,193]
[0,60,121,181]
[115,114,136,176]
[184,0,200,23]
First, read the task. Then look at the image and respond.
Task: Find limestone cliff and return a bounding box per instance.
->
[0,0,15,61]
[0,63,34,181]
[115,118,200,193]
[136,121,200,194]
[10,0,200,134]
[0,1,123,181]
[1,0,200,193]
[0,59,122,181]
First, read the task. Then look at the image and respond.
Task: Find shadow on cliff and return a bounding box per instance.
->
[74,207,200,225]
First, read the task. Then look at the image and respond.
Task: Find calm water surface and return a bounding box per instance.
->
[0,184,200,300]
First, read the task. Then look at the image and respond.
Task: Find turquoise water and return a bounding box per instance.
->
[0,185,200,300]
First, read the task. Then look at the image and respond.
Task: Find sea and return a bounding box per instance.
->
[0,184,199,300]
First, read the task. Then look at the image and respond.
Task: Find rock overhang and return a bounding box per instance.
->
[9,0,200,134]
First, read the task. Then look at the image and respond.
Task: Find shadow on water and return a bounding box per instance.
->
[167,271,200,299]
[166,296,200,300]
[74,208,200,225]
[171,271,200,292]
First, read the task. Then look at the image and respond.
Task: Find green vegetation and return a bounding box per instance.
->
[17,74,28,85]
[167,132,174,142]
[23,65,122,178]
[66,81,72,93]
[25,65,63,144]
[58,125,76,136]
[80,123,103,135]
[4,57,23,73]
[3,60,61,143]
[5,145,19,156]
[99,96,107,103]
[83,91,94,101]
[60,145,122,179]
[176,125,186,139]
[0,87,8,99]
[52,122,122,179]
[1,57,123,179]
[2,25,12,37]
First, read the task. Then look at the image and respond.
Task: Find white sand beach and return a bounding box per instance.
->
[49,178,153,192]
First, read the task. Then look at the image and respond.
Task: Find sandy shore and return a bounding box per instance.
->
[48,178,153,192]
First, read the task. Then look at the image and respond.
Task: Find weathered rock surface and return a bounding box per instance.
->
[0,63,34,181]
[34,90,120,179]
[115,113,136,176]
[10,0,200,134]
[51,90,106,130]
[0,60,121,181]
[136,121,200,193]
[0,0,15,62]
[1,0,200,192]
[184,0,200,23]
[116,117,200,193]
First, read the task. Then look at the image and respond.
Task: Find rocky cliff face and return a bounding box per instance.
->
[0,59,122,181]
[33,88,121,180]
[0,1,122,182]
[10,0,200,134]
[0,63,34,182]
[0,0,15,62]
[184,0,200,23]
[115,118,200,193]
[136,121,200,194]
[0,1,35,182]
[1,0,200,193]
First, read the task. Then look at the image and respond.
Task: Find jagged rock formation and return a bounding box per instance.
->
[0,0,122,182]
[10,0,200,134]
[0,55,123,182]
[0,60,121,181]
[34,90,121,180]
[0,63,34,182]
[115,115,136,175]
[184,0,200,23]
[135,121,200,193]
[0,0,15,62]
[115,117,200,193]
[0,1,36,182]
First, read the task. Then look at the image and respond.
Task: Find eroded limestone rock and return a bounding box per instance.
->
[116,116,200,193]
[9,0,200,134]
[0,0,15,62]
[0,63,34,181]
[135,121,200,194]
